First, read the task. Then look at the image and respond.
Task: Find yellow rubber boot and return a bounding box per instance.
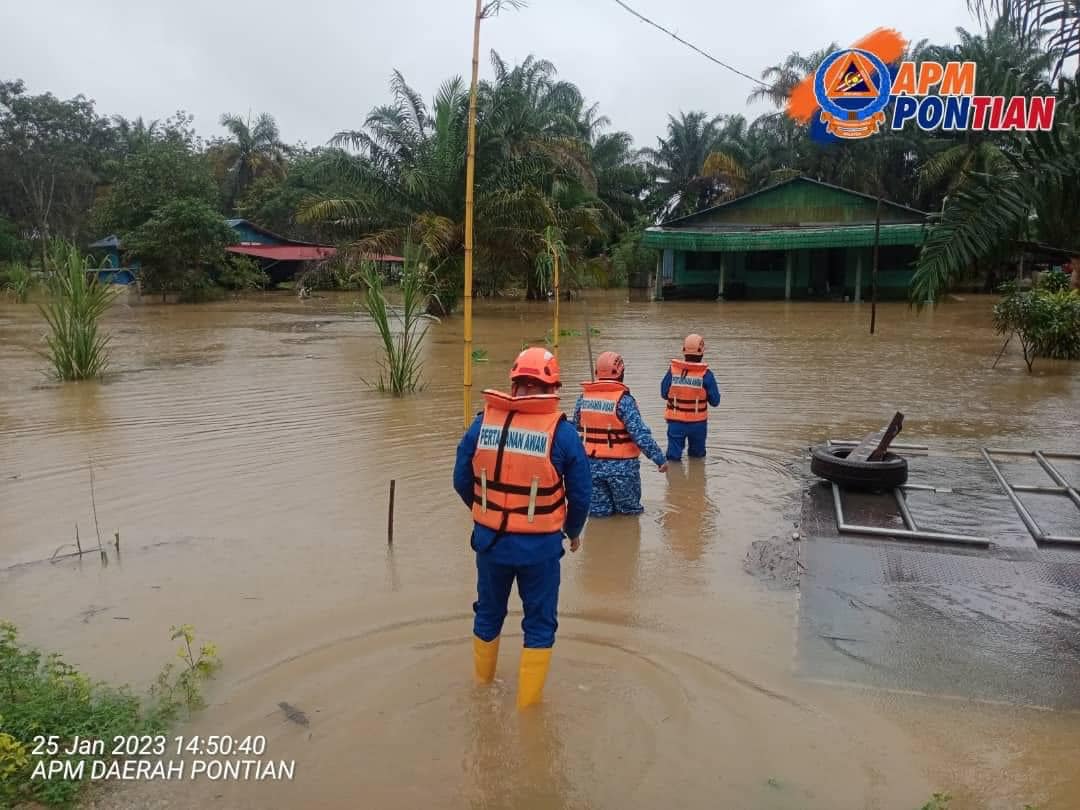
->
[516,647,553,709]
[473,635,500,684]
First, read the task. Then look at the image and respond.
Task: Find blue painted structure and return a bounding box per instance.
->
[93,268,137,285]
[225,218,279,245]
[88,235,139,285]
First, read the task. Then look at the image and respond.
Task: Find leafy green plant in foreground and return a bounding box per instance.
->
[0,621,220,807]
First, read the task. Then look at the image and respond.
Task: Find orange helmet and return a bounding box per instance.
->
[682,333,705,355]
[595,351,625,380]
[510,347,561,386]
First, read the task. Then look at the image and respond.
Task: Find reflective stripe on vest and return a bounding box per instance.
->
[665,360,709,423]
[471,389,567,535]
[578,380,639,460]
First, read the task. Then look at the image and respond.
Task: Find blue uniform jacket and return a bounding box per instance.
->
[454,412,591,566]
[572,390,667,468]
[660,368,721,415]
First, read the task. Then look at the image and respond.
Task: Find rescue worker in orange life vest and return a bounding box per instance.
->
[453,347,591,709]
[661,334,721,461]
[573,351,668,517]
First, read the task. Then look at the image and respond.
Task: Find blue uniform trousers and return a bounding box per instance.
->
[588,458,644,517]
[473,551,562,648]
[666,420,707,460]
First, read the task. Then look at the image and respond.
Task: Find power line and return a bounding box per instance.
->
[610,0,770,88]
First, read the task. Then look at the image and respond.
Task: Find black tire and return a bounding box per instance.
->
[810,444,908,491]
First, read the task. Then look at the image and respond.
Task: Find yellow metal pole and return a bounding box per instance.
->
[552,250,560,359]
[463,0,482,428]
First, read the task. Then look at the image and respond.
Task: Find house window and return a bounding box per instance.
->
[746,250,786,272]
[877,245,918,269]
[684,251,721,272]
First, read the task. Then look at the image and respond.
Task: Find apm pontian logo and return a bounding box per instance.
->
[786,28,1057,142]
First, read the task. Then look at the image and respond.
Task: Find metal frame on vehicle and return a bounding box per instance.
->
[981,448,1080,547]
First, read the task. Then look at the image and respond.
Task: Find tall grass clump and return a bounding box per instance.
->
[360,254,435,395]
[2,263,34,303]
[38,241,116,380]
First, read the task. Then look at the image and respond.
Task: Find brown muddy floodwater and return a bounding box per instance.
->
[1,291,1079,810]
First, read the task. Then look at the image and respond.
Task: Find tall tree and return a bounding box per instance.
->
[216,112,286,212]
[913,76,1080,303]
[92,135,217,236]
[966,0,1080,78]
[0,80,114,267]
[919,19,1059,196]
[641,111,725,218]
[299,54,605,305]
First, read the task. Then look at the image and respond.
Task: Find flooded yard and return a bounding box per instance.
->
[1,291,1078,809]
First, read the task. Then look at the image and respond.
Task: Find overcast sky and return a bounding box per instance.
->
[1,0,976,149]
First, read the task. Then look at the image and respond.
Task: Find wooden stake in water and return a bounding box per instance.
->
[992,333,1013,368]
[89,458,106,564]
[387,479,396,546]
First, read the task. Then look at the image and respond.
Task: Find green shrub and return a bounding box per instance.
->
[216,255,269,293]
[611,224,657,288]
[994,281,1080,371]
[919,793,952,810]
[1037,268,1072,294]
[0,622,219,806]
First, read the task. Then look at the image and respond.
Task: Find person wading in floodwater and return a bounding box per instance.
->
[573,351,667,517]
[453,347,591,708]
[661,334,721,461]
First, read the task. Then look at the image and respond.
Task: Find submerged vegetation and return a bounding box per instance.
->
[993,270,1080,371]
[38,241,115,380]
[1,262,33,302]
[0,622,220,807]
[360,249,435,395]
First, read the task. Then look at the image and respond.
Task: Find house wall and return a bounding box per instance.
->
[670,246,919,300]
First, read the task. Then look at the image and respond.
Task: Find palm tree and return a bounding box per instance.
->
[218,112,286,212]
[642,111,726,218]
[966,0,1079,79]
[589,130,648,230]
[298,56,604,305]
[746,46,840,109]
[912,76,1080,303]
[112,115,160,152]
[701,114,756,201]
[919,20,1059,196]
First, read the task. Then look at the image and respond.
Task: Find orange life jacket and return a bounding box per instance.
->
[471,389,567,535]
[577,381,639,460]
[665,360,709,423]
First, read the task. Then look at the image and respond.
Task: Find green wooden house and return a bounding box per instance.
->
[642,176,929,301]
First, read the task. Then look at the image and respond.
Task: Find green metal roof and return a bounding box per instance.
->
[659,176,928,228]
[642,223,927,252]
